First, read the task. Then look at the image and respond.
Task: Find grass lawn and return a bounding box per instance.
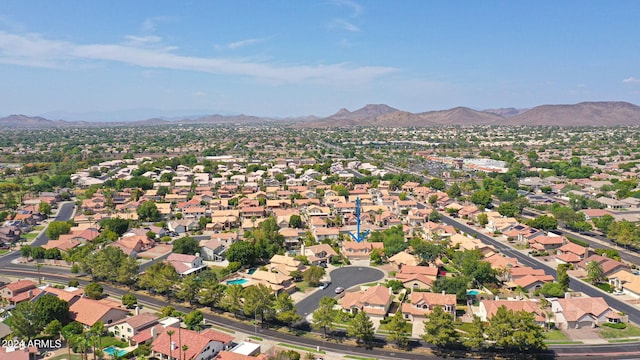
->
[0,249,8,255]
[595,283,613,293]
[34,225,45,230]
[377,321,412,334]
[545,330,569,341]
[600,324,640,339]
[277,342,325,354]
[513,243,529,250]
[51,355,83,360]
[453,322,477,334]
[99,336,128,348]
[25,232,39,239]
[443,264,457,273]
[295,280,313,293]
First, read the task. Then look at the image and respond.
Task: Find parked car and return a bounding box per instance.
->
[319,282,331,290]
[334,287,344,294]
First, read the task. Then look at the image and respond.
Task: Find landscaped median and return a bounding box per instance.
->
[277,342,326,354]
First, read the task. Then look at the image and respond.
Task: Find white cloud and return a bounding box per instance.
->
[228,37,270,49]
[623,77,640,83]
[193,91,207,97]
[123,35,164,47]
[0,30,397,84]
[329,19,360,32]
[332,0,363,17]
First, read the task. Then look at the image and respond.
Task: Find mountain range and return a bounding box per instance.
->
[2,101,640,129]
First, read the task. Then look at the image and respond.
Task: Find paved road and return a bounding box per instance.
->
[440,214,640,326]
[296,266,385,318]
[0,202,76,275]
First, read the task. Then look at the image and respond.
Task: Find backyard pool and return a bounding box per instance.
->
[226,278,249,285]
[104,346,128,357]
[466,290,480,296]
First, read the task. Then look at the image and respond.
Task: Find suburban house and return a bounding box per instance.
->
[166,253,207,276]
[268,254,303,276]
[555,242,590,264]
[551,296,621,329]
[131,317,181,346]
[477,300,545,325]
[69,298,129,328]
[0,279,38,305]
[341,285,393,317]
[151,328,234,360]
[250,270,294,294]
[108,313,160,342]
[341,241,384,260]
[302,243,337,265]
[395,265,439,290]
[401,292,456,321]
[388,251,420,267]
[529,235,565,252]
[577,254,630,277]
[608,270,640,298]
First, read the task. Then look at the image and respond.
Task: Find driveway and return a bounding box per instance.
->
[295,266,385,319]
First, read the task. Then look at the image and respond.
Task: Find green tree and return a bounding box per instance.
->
[386,311,410,349]
[137,200,161,222]
[557,264,570,291]
[497,202,519,217]
[422,306,459,349]
[312,296,338,338]
[172,236,200,255]
[243,284,275,326]
[7,301,44,340]
[486,306,546,353]
[586,260,604,284]
[433,276,469,302]
[273,292,302,329]
[46,221,72,240]
[122,293,137,309]
[347,311,375,346]
[303,265,326,287]
[226,241,256,266]
[526,215,558,231]
[463,315,486,350]
[99,218,130,236]
[184,310,204,330]
[175,274,201,304]
[221,284,244,317]
[39,201,52,216]
[289,214,303,229]
[470,190,492,208]
[44,319,63,338]
[116,255,140,287]
[35,294,70,325]
[539,282,565,297]
[477,213,489,226]
[85,282,104,300]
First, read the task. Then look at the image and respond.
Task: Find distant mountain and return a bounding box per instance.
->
[0,114,88,129]
[3,101,640,129]
[300,105,503,127]
[505,101,640,126]
[483,107,529,117]
[39,108,239,122]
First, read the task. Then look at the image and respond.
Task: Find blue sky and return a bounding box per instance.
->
[1,0,639,120]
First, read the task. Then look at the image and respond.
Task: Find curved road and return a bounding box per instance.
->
[296,266,385,318]
[0,202,76,274]
[441,214,640,325]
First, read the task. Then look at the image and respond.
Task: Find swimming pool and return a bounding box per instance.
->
[104,346,128,357]
[467,290,480,296]
[226,278,248,285]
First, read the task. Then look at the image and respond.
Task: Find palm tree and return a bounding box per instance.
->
[586,260,604,284]
[181,345,189,360]
[167,330,175,360]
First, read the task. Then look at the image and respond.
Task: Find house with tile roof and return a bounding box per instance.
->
[608,270,640,298]
[341,285,392,317]
[69,297,129,328]
[167,253,207,276]
[401,292,456,321]
[108,313,160,342]
[0,279,37,305]
[551,296,620,329]
[341,241,384,260]
[215,350,268,360]
[302,243,337,265]
[388,251,420,267]
[395,264,439,290]
[151,328,234,360]
[577,254,630,277]
[477,300,545,325]
[555,242,590,264]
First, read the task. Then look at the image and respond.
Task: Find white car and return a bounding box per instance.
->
[319,282,330,290]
